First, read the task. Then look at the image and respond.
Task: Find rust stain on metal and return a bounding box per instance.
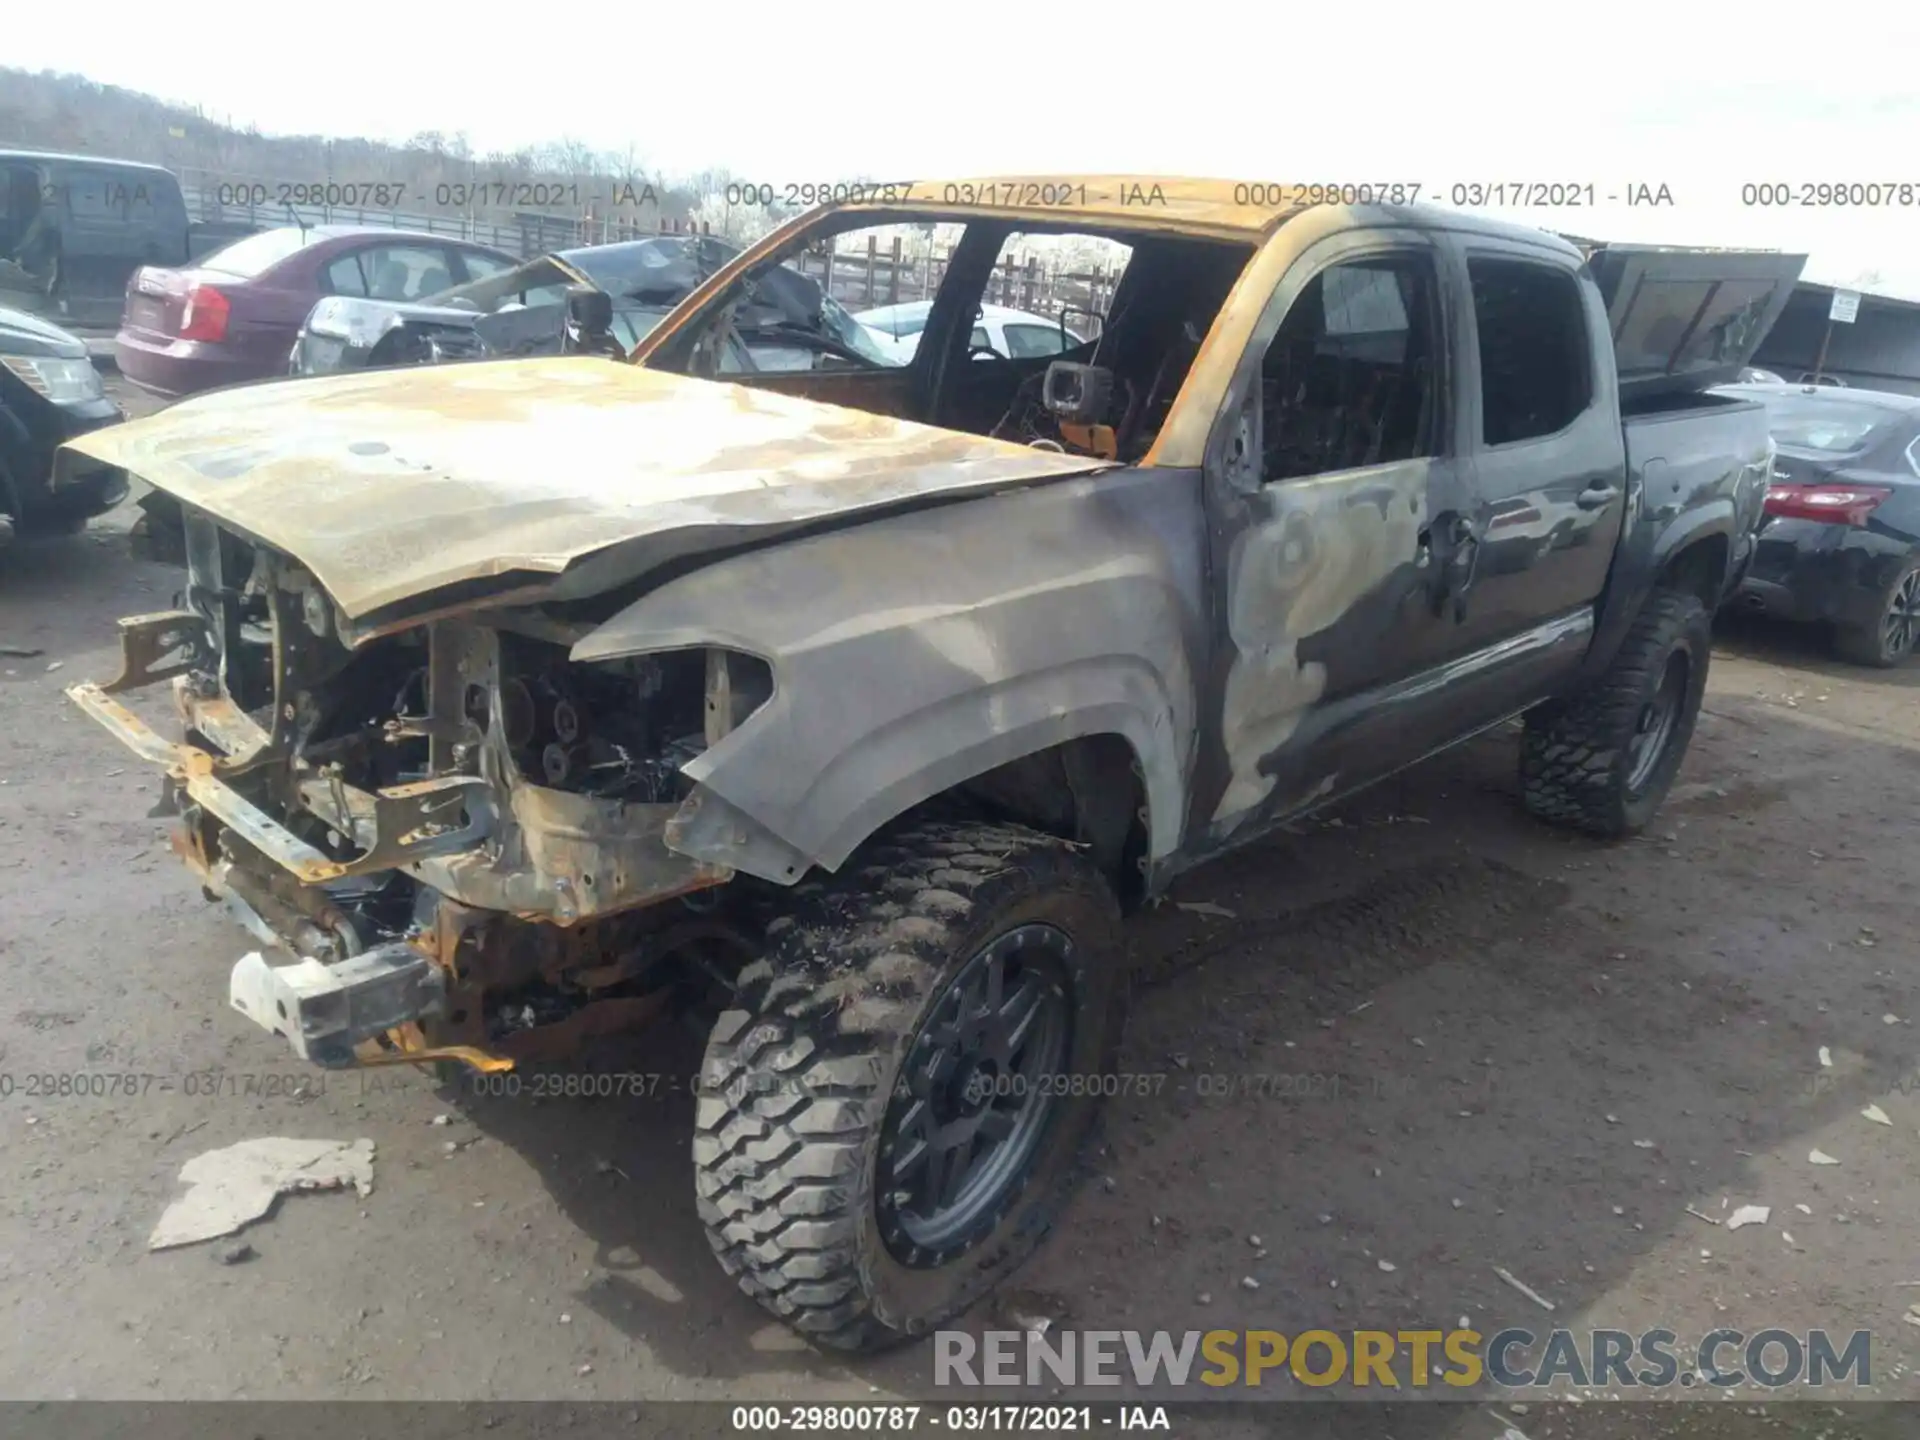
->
[355,1022,515,1074]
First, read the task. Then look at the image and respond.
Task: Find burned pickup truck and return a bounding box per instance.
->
[56,179,1797,1351]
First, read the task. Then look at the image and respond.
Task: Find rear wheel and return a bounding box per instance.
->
[1833,559,1920,668]
[693,820,1125,1351]
[1520,588,1711,838]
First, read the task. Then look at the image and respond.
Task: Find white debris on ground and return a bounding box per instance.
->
[1726,1205,1770,1230]
[148,1137,375,1250]
[1175,901,1237,920]
[1809,1149,1841,1166]
[1492,1266,1556,1312]
[1861,1104,1892,1126]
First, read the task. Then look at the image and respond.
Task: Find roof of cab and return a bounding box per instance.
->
[0,148,179,177]
[834,175,1586,253]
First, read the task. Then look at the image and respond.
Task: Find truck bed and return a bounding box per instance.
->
[1620,388,1773,581]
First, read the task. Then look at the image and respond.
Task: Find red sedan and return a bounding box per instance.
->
[114,224,518,399]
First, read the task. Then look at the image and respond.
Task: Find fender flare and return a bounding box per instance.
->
[666,658,1188,885]
[1581,488,1736,685]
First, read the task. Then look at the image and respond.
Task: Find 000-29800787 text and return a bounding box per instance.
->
[729,1405,925,1431]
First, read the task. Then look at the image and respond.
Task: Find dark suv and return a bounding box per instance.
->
[1,151,191,328]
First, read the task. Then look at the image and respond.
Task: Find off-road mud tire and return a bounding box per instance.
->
[1520,588,1711,838]
[693,820,1125,1352]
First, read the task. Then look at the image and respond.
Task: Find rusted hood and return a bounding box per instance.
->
[56,357,1111,623]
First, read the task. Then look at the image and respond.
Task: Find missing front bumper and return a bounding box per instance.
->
[68,608,744,1075]
[67,678,494,884]
[69,611,734,924]
[229,943,447,1069]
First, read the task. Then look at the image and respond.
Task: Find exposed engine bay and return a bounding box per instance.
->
[86,516,777,1071]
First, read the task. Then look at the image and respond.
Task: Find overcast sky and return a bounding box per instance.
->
[9,2,1920,296]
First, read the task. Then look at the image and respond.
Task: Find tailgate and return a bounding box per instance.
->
[1585,244,1807,403]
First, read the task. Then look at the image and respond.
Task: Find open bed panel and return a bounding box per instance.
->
[1566,240,1807,404]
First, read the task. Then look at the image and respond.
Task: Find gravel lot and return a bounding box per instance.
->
[1,376,1915,1435]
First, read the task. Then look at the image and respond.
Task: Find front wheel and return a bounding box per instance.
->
[1520,588,1711,838]
[693,820,1125,1351]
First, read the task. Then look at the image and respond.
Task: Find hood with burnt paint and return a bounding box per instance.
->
[54,356,1111,625]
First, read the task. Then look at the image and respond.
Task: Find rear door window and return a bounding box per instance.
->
[1467,257,1593,445]
[61,168,130,221]
[327,244,461,300]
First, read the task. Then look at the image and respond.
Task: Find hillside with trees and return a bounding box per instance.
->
[0,66,785,236]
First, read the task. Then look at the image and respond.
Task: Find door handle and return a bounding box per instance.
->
[1422,513,1481,621]
[1576,482,1620,510]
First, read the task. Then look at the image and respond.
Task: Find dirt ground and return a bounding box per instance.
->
[1,378,1916,1435]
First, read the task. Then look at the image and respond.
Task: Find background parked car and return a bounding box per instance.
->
[1717,381,1920,666]
[0,150,193,328]
[855,300,1088,364]
[293,233,896,378]
[292,235,743,377]
[0,302,125,542]
[114,224,517,398]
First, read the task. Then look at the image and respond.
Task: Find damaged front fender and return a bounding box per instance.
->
[576,466,1209,884]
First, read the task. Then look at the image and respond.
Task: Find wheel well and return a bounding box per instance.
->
[1656,534,1730,611]
[948,735,1150,905]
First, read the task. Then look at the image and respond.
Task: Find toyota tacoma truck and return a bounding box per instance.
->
[53,179,1798,1351]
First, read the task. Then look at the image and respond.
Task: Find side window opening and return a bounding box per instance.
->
[1468,257,1592,445]
[1260,253,1440,483]
[727,220,954,374]
[330,245,458,301]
